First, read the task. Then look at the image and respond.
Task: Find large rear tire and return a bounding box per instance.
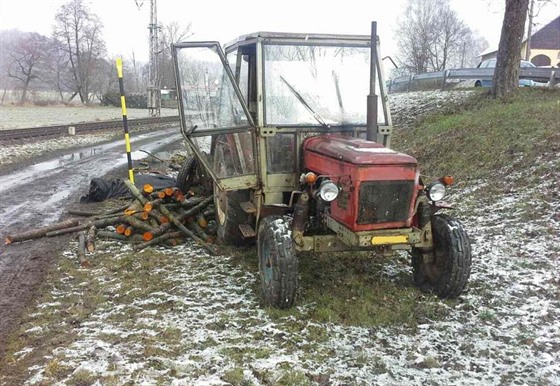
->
[412,214,471,298]
[258,216,298,309]
[214,184,250,246]
[176,155,198,193]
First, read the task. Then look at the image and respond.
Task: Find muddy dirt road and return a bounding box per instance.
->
[0,128,183,355]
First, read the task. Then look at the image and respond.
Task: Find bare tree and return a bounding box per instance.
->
[0,30,23,104]
[491,0,530,98]
[396,0,481,73]
[159,21,193,89]
[53,0,106,103]
[5,33,49,103]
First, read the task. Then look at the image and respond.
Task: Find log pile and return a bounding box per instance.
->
[4,181,218,265]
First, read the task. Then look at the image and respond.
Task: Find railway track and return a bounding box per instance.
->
[0,116,180,142]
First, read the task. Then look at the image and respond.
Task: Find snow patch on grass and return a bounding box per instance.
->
[19,166,560,385]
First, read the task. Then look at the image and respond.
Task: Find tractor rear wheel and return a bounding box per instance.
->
[412,214,471,298]
[176,155,198,193]
[258,216,298,309]
[214,184,250,245]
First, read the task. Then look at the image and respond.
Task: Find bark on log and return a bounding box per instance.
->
[181,196,213,218]
[188,222,210,241]
[5,218,81,244]
[124,179,149,205]
[96,230,127,241]
[67,209,101,217]
[45,224,91,237]
[181,196,207,208]
[105,203,131,215]
[86,226,97,252]
[122,216,155,233]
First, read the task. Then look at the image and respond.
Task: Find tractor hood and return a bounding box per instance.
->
[304,136,417,165]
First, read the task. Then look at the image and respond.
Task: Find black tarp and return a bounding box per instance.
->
[81,174,177,202]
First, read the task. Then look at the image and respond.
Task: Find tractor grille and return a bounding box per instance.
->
[357,180,415,224]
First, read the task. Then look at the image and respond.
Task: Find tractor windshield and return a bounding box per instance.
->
[263,44,382,127]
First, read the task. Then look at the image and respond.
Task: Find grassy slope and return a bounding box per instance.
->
[392,88,560,185]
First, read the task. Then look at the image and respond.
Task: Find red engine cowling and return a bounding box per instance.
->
[303,135,419,232]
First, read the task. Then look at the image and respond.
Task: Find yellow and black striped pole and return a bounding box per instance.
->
[116,57,135,184]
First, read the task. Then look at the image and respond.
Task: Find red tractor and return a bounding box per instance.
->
[172,23,471,308]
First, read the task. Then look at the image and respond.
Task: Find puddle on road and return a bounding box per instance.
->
[0,132,182,230]
[0,130,180,194]
[29,148,100,172]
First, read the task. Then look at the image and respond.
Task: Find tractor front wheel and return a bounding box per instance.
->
[258,216,298,309]
[412,214,471,298]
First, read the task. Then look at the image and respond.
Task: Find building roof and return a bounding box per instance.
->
[531,15,560,50]
[478,15,560,57]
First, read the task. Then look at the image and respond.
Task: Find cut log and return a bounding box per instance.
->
[44,217,121,238]
[116,224,127,234]
[122,216,155,233]
[157,203,217,255]
[188,221,210,241]
[181,196,213,218]
[86,226,97,252]
[124,179,149,206]
[197,214,208,229]
[5,218,81,244]
[105,203,132,215]
[124,226,134,237]
[77,232,90,267]
[164,187,175,197]
[46,223,91,237]
[67,209,100,217]
[143,184,154,194]
[181,196,207,208]
[144,199,163,213]
[134,231,183,251]
[92,216,124,228]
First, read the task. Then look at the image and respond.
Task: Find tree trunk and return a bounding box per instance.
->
[491,0,529,98]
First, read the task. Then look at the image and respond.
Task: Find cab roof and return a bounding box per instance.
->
[224,31,372,51]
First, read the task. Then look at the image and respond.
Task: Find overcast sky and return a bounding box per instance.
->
[0,0,558,63]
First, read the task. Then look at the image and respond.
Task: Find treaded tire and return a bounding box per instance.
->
[258,216,298,309]
[214,184,251,246]
[176,156,198,193]
[412,214,471,298]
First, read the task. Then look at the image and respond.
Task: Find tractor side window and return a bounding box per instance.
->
[266,134,295,173]
[226,50,249,102]
[176,46,249,130]
[192,132,256,178]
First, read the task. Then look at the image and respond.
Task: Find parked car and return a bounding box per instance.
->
[475,59,545,87]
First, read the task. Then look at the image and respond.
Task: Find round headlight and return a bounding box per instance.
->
[427,182,446,202]
[319,180,339,202]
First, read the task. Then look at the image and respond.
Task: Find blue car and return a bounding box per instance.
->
[475,59,545,87]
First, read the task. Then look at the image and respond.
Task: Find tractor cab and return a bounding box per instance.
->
[172,25,471,309]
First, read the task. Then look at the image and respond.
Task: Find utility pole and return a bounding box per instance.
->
[524,0,534,61]
[148,0,160,117]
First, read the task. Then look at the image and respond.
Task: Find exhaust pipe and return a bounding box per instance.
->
[366,21,378,142]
